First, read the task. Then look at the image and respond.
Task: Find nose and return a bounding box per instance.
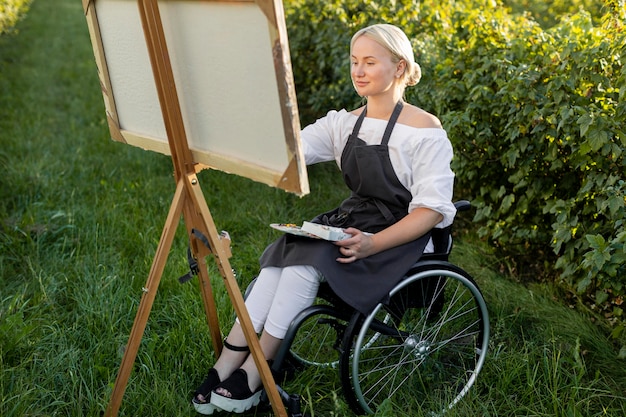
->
[352,63,364,77]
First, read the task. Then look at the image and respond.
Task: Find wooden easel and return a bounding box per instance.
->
[104,1,287,416]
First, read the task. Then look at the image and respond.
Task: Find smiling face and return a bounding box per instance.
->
[350,35,405,99]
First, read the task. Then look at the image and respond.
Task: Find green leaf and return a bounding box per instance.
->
[586,128,609,152]
[577,113,593,138]
[596,290,609,304]
[586,234,606,250]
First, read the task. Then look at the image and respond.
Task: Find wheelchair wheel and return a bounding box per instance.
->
[339,262,489,415]
[245,280,346,368]
[289,305,393,368]
[288,303,344,368]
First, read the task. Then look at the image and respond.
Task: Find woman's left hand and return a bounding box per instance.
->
[335,228,376,263]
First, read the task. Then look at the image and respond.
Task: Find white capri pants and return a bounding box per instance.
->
[235,265,322,339]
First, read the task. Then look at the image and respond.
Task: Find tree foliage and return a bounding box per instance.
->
[285,0,626,341]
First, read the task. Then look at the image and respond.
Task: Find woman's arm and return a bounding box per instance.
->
[301,110,351,165]
[335,207,442,264]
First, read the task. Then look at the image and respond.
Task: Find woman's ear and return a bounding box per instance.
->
[395,59,407,78]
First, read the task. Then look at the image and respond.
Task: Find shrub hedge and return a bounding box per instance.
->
[502,0,605,28]
[284,0,625,342]
[0,0,32,35]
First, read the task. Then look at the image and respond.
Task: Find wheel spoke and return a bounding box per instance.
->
[340,266,490,415]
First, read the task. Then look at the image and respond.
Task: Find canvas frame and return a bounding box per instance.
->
[83,0,308,195]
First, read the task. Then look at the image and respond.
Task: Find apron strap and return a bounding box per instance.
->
[381,101,404,145]
[350,106,368,137]
[350,100,403,143]
[373,198,397,223]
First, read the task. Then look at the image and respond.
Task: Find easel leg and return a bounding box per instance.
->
[182,201,223,355]
[196,258,224,354]
[185,173,288,417]
[105,180,185,417]
[105,175,289,417]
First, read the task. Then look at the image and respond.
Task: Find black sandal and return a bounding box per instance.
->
[192,339,250,415]
[210,368,262,413]
[192,368,221,415]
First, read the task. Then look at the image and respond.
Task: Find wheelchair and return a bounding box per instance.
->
[249,201,490,416]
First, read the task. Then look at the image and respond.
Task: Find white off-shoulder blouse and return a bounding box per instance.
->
[301,109,456,229]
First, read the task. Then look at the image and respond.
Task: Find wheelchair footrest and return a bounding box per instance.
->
[259,385,311,417]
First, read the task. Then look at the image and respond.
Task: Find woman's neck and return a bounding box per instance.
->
[364,95,403,120]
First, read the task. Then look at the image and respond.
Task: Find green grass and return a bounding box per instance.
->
[1,1,625,416]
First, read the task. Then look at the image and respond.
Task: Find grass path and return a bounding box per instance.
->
[1,1,625,416]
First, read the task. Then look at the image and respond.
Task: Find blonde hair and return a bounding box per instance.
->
[350,24,422,87]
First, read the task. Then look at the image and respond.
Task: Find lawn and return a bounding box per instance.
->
[1,1,624,416]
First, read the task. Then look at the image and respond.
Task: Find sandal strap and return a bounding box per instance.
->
[214,368,258,399]
[223,337,250,352]
[194,367,221,398]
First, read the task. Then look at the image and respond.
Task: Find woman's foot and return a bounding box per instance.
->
[192,338,251,414]
[210,369,262,413]
[192,368,222,415]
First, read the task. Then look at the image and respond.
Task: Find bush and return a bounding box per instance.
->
[0,0,32,35]
[412,0,625,338]
[502,0,605,28]
[284,0,626,341]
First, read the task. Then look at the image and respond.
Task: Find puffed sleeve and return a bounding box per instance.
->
[408,132,456,228]
[301,110,348,165]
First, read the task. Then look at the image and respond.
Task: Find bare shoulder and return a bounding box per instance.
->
[350,105,366,117]
[400,104,442,129]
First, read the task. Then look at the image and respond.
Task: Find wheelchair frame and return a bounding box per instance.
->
[257,201,490,416]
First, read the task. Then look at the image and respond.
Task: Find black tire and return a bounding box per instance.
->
[288,304,344,368]
[339,262,490,415]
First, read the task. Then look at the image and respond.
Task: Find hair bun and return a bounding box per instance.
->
[405,62,422,86]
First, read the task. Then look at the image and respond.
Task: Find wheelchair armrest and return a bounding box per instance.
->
[454,200,471,212]
[429,200,470,257]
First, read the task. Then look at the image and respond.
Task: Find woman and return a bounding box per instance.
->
[192,23,456,415]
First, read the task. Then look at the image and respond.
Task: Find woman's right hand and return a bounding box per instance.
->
[335,228,376,263]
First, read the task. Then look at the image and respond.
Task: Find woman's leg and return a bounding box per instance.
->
[193,267,282,406]
[238,266,284,333]
[214,265,321,399]
[263,265,322,340]
[237,330,282,394]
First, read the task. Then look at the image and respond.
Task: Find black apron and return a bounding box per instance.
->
[259,102,431,314]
